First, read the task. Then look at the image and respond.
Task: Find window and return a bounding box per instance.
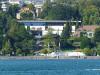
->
[89,33,93,37]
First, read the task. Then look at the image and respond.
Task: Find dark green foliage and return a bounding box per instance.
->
[41,0,100,25]
[26,3,35,11]
[80,37,91,49]
[5,20,35,56]
[61,21,71,39]
[40,0,52,19]
[0,11,7,49]
[82,5,100,25]
[0,11,36,56]
[55,0,76,5]
[60,21,73,49]
[84,48,94,56]
[16,48,21,55]
[94,27,100,42]
[21,12,33,20]
[2,39,13,56]
[0,13,3,49]
[40,3,80,20]
[8,5,19,18]
[97,44,100,55]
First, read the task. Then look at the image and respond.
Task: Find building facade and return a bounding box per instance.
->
[75,25,99,38]
[18,20,81,36]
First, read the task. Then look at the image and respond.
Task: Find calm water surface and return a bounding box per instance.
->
[0,59,100,75]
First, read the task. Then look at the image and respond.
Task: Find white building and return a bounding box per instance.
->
[19,20,81,36]
[1,0,8,11]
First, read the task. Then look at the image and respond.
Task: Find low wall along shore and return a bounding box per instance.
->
[0,56,100,59]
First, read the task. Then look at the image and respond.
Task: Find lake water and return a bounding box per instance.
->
[0,59,100,75]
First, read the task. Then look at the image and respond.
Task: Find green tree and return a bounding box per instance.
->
[16,48,21,55]
[27,3,35,11]
[40,0,52,19]
[21,12,33,20]
[0,13,3,49]
[28,50,34,55]
[61,21,72,49]
[97,44,100,56]
[82,5,100,25]
[8,5,19,18]
[41,28,57,51]
[94,27,100,42]
[39,48,52,54]
[40,3,80,20]
[2,40,13,56]
[80,37,91,49]
[0,11,7,49]
[5,19,35,56]
[55,0,76,5]
[84,48,94,56]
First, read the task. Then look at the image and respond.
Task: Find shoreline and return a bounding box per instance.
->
[0,56,100,59]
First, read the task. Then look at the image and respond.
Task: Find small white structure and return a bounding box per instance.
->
[72,25,75,33]
[48,52,57,57]
[47,52,66,57]
[65,52,85,56]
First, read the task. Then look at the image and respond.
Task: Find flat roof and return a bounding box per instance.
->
[18,20,81,26]
[18,20,81,23]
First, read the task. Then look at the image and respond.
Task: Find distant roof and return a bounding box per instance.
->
[19,8,33,13]
[77,25,99,31]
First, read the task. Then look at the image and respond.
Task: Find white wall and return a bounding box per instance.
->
[49,26,64,31]
[64,52,85,56]
[42,30,48,35]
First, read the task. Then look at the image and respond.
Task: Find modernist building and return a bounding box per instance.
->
[18,20,81,36]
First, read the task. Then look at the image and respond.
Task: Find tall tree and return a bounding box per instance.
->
[2,39,13,56]
[94,27,100,42]
[61,21,72,49]
[0,11,7,50]
[40,0,52,19]
[0,14,3,49]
